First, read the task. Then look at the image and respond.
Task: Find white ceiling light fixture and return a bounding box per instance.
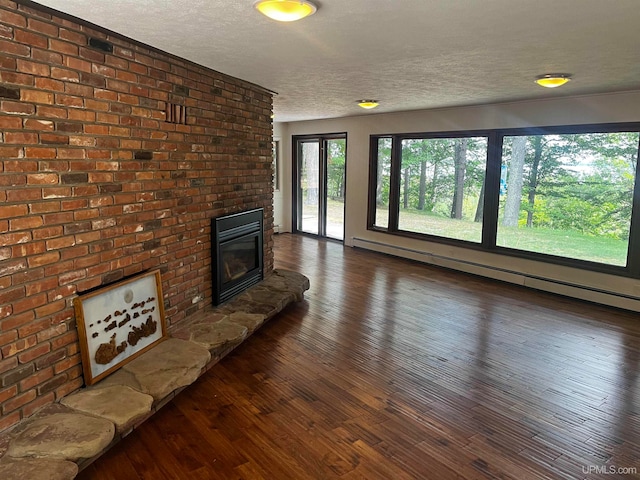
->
[535,73,572,88]
[358,100,379,109]
[254,0,318,22]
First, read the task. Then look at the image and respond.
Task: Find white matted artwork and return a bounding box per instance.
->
[73,269,167,385]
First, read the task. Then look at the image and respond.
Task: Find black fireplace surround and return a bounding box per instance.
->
[211,208,264,305]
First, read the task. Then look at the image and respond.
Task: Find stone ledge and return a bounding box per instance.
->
[0,269,309,480]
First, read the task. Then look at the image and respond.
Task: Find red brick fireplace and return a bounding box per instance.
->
[0,0,274,432]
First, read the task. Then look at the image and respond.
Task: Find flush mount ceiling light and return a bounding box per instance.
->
[358,100,379,109]
[535,74,572,88]
[254,0,317,22]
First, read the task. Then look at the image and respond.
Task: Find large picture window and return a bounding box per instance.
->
[368,124,640,275]
[497,132,638,266]
[397,136,488,243]
[372,137,392,229]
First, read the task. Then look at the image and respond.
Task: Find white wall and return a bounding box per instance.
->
[274,91,640,311]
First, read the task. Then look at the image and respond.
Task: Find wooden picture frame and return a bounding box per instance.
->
[73,269,167,385]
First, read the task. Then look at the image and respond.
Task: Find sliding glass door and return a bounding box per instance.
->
[298,140,321,235]
[294,134,346,241]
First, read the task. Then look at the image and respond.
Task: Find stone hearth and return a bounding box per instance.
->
[0,270,309,480]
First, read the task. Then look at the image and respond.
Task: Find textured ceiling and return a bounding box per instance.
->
[31,0,640,122]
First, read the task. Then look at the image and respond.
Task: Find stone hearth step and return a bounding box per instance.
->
[6,406,115,461]
[60,385,154,433]
[0,269,309,480]
[0,457,78,480]
[95,338,211,401]
[188,320,248,350]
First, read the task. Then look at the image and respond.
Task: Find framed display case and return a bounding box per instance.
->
[73,270,167,385]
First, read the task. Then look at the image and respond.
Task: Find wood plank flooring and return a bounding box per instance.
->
[78,234,640,479]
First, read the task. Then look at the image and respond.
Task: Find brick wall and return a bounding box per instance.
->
[0,0,274,432]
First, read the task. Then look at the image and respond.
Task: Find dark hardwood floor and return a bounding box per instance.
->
[78,234,640,479]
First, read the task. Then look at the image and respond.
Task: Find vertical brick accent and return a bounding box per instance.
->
[0,1,274,432]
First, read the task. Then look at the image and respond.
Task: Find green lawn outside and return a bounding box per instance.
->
[373,205,628,266]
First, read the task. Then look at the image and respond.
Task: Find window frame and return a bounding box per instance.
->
[368,122,640,278]
[272,139,280,192]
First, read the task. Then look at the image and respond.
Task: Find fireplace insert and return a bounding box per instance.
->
[211,208,264,305]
